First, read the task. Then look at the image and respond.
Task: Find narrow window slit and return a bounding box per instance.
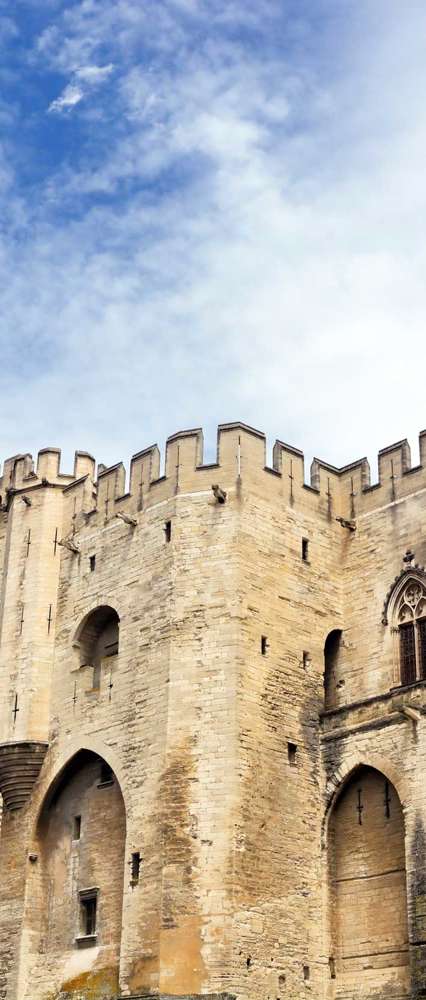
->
[287,742,297,766]
[164,520,172,542]
[131,851,141,884]
[73,815,81,840]
[302,538,309,562]
[261,635,269,655]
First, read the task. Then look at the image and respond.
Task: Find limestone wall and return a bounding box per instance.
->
[0,423,425,1000]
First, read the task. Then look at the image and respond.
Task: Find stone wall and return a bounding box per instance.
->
[0,424,425,1000]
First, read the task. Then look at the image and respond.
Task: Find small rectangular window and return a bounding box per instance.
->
[73,815,81,840]
[164,520,172,542]
[400,623,416,685]
[302,538,309,562]
[79,890,97,937]
[89,555,96,572]
[303,965,310,981]
[302,651,310,669]
[288,742,297,766]
[98,762,114,787]
[261,635,268,655]
[131,851,141,884]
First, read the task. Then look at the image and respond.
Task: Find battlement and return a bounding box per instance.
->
[2,424,426,524]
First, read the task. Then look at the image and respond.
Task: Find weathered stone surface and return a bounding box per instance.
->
[0,425,425,1000]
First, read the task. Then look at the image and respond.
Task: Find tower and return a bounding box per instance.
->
[0,423,425,1000]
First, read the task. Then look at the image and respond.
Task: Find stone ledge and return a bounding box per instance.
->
[0,740,48,810]
[126,994,236,1000]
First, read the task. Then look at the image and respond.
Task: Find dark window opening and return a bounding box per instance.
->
[324,629,343,710]
[79,891,97,937]
[288,742,297,766]
[303,966,310,981]
[400,622,416,685]
[164,520,172,542]
[89,555,96,572]
[73,815,81,840]
[418,618,426,679]
[303,650,310,669]
[302,538,309,562]
[131,851,141,884]
[98,762,114,787]
[329,957,336,979]
[75,605,119,689]
[261,635,269,655]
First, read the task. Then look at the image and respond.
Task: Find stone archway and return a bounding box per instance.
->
[23,749,126,1000]
[328,765,410,998]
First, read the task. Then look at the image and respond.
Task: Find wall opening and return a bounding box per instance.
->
[328,766,410,997]
[25,750,126,1000]
[324,629,343,710]
[74,606,120,689]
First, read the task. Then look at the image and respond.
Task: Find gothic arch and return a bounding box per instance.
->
[323,752,407,847]
[32,737,127,829]
[382,565,426,625]
[326,764,410,997]
[23,748,127,1000]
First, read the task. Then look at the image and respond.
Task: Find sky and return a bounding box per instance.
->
[1,0,426,478]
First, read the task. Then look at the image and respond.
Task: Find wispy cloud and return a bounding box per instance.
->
[1,1,426,473]
[48,62,114,113]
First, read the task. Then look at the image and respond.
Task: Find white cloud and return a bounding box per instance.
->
[2,1,426,476]
[47,63,114,114]
[48,82,84,112]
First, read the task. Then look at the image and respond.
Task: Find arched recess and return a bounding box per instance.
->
[73,606,119,689]
[23,750,126,1000]
[324,629,343,710]
[327,765,410,997]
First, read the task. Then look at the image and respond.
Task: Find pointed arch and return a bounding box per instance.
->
[382,570,426,685]
[382,565,426,625]
[327,764,410,997]
[23,748,127,1000]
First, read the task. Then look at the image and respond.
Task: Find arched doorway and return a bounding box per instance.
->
[24,750,126,1000]
[328,766,410,997]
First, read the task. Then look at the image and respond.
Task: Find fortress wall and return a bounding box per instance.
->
[1,424,426,1000]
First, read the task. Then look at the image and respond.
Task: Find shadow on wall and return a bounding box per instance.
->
[23,750,126,1000]
[324,630,343,711]
[327,765,410,998]
[73,607,120,689]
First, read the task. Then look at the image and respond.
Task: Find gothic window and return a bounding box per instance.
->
[395,578,426,685]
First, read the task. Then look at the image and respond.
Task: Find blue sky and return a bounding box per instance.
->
[1,0,426,476]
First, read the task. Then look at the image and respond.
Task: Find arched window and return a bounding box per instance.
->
[324,629,343,710]
[74,606,119,689]
[394,578,426,686]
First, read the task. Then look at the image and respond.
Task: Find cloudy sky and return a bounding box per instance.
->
[1,1,425,477]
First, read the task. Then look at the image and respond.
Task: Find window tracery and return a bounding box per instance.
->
[394,577,426,685]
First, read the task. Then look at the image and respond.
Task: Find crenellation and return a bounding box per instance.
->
[96,461,126,514]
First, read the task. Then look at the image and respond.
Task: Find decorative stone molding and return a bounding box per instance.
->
[0,741,48,810]
[382,566,426,624]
